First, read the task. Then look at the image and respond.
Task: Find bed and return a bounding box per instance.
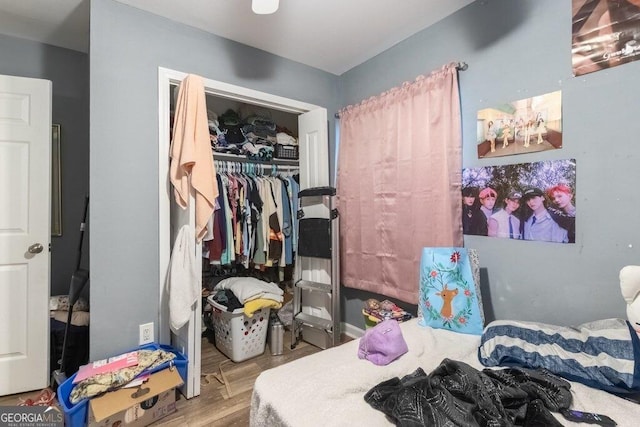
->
[250,318,639,426]
[50,295,90,376]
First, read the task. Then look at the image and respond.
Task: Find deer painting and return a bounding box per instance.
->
[436,284,458,319]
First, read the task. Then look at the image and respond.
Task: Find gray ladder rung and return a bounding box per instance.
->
[294,313,333,331]
[295,280,331,293]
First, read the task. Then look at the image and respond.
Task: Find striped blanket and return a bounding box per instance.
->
[479,318,640,397]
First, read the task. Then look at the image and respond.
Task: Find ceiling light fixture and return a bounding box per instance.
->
[252,0,279,15]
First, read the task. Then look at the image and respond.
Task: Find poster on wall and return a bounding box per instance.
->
[476,90,562,159]
[462,159,576,244]
[572,0,640,76]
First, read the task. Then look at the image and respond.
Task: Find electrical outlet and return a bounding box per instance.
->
[139,322,154,345]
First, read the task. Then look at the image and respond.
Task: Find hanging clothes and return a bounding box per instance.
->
[203,163,298,270]
[266,177,284,266]
[280,177,293,266]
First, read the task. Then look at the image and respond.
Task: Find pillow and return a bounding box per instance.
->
[479,318,640,396]
[49,295,90,312]
[50,310,90,326]
[417,247,484,335]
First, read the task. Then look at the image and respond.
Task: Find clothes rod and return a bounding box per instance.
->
[213,153,299,167]
[214,159,299,173]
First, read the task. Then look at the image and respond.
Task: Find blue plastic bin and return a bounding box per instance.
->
[58,342,187,427]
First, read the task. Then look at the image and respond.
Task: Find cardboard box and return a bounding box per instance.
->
[87,368,183,427]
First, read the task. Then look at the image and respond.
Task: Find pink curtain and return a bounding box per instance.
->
[337,63,463,305]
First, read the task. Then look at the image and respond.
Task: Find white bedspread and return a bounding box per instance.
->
[250,319,640,426]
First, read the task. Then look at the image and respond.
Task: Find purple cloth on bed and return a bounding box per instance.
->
[358,319,408,366]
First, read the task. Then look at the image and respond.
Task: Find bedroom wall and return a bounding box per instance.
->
[338,0,640,328]
[89,0,339,359]
[0,34,90,297]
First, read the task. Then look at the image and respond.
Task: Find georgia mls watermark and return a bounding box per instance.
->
[0,406,63,427]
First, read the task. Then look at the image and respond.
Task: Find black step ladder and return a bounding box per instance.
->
[291,186,340,349]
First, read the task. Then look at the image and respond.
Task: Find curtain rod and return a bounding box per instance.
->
[334,61,468,119]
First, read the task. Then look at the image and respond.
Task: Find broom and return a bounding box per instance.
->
[51,195,89,390]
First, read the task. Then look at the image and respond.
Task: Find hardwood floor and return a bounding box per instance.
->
[156,330,328,426]
[0,329,350,426]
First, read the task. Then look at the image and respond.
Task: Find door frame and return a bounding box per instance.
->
[157,67,323,398]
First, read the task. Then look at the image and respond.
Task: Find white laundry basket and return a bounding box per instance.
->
[208,297,270,362]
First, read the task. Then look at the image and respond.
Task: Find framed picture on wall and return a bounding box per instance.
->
[52,124,62,236]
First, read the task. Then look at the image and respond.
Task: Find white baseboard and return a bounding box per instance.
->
[341,322,364,339]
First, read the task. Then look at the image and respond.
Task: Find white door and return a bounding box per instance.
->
[169,191,201,399]
[298,108,329,190]
[297,106,331,285]
[0,74,52,395]
[297,109,333,323]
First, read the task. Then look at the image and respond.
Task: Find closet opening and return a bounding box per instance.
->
[158,67,329,398]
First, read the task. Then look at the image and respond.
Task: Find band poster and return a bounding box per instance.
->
[462,159,576,244]
[572,0,640,76]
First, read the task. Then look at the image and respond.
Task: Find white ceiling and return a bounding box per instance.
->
[0,0,474,75]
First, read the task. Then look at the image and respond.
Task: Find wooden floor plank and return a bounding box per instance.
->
[0,329,351,426]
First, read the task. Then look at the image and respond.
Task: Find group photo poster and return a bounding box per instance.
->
[462,159,576,244]
[572,0,640,76]
[476,90,563,159]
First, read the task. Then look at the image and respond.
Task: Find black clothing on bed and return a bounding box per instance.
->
[364,358,571,426]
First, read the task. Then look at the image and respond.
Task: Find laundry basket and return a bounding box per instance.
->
[208,297,270,362]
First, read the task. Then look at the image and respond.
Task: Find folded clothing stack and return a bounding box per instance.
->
[211,276,284,317]
[362,298,412,326]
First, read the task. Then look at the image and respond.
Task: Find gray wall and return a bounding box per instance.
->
[90,0,640,356]
[338,0,639,328]
[89,0,339,359]
[0,34,89,297]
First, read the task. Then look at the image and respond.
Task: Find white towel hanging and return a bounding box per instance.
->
[167,224,199,331]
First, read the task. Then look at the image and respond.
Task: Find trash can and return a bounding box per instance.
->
[269,314,284,356]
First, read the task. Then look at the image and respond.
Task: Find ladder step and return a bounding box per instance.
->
[295,313,333,331]
[295,280,332,293]
[298,186,336,198]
